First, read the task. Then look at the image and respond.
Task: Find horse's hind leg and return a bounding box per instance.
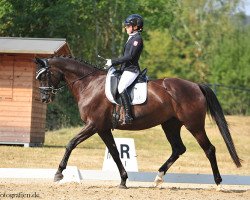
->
[188,128,222,185]
[154,118,186,186]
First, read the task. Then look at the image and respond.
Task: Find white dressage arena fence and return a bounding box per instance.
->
[0,167,250,187]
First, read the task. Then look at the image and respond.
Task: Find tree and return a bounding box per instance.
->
[156,0,241,82]
[1,0,249,129]
[208,13,250,114]
[0,0,177,129]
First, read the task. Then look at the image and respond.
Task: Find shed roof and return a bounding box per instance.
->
[0,37,71,54]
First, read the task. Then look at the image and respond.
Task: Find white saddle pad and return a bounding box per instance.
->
[105,67,147,105]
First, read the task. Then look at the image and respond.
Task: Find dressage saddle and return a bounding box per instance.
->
[110,68,148,105]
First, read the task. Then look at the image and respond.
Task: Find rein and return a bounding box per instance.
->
[36,57,104,95]
[39,67,100,95]
[71,69,99,86]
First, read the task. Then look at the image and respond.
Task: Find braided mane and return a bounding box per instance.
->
[50,55,105,71]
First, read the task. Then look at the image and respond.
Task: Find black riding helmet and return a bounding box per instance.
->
[124,14,143,32]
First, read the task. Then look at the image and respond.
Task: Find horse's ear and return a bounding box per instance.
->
[34,57,45,66]
[33,57,39,64]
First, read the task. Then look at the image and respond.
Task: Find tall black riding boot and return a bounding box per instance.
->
[120,91,133,124]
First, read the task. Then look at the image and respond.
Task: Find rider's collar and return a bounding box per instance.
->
[129,31,138,37]
[127,31,138,42]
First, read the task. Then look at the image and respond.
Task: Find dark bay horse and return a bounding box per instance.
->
[35,56,241,188]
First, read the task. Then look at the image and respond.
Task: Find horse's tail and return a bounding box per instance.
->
[198,83,242,167]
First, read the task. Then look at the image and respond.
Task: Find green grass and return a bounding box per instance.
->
[0,116,249,175]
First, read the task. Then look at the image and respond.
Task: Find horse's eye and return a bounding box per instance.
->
[41,73,47,80]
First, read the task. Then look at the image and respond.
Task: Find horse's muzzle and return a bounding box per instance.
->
[41,97,51,104]
[40,92,54,104]
[39,87,55,104]
[41,95,50,104]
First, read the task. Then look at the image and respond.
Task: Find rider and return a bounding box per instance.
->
[105,14,144,124]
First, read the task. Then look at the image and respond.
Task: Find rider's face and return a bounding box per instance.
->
[125,25,133,34]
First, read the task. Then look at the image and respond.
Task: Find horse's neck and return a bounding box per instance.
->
[50,58,106,99]
[50,58,94,81]
[67,69,106,103]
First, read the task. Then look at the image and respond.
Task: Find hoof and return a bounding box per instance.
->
[119,184,128,189]
[54,173,64,182]
[154,171,164,187]
[215,177,222,185]
[216,184,225,191]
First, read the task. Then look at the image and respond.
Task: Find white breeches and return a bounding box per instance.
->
[118,71,139,94]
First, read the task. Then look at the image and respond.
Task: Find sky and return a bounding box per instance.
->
[240,0,250,15]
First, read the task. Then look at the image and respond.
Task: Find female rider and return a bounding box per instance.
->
[105,14,144,124]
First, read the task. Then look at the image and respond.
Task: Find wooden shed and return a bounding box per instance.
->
[0,37,71,147]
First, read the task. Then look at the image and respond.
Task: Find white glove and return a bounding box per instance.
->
[105,59,112,69]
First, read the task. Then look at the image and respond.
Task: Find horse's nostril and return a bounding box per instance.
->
[41,96,48,103]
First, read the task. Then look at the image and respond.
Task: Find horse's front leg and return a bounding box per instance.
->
[54,123,96,182]
[98,130,128,189]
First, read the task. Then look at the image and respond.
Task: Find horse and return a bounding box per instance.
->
[34,56,241,188]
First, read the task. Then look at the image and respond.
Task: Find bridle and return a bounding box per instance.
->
[36,60,99,95]
[35,59,63,95]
